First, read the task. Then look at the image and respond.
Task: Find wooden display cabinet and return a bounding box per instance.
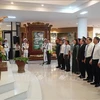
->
[23,22,52,60]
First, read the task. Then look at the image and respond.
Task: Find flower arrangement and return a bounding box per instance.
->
[0,37,3,41]
[0,51,6,60]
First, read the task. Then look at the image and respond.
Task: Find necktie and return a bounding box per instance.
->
[91,45,95,58]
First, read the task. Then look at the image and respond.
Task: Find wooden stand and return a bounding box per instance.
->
[0,62,8,71]
[0,62,8,79]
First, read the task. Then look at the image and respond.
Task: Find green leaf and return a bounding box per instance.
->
[14,57,28,63]
[0,52,6,60]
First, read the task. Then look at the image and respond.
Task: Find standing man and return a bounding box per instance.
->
[56,39,61,68]
[84,37,94,82]
[41,38,48,64]
[59,39,65,70]
[4,38,10,60]
[78,39,86,78]
[90,37,100,87]
[46,39,52,65]
[64,40,71,72]
[22,38,29,58]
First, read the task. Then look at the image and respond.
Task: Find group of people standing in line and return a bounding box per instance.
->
[56,36,100,87]
[1,38,29,60]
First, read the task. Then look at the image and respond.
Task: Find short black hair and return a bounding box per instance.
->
[94,37,100,42]
[82,37,86,41]
[66,40,70,44]
[87,37,92,41]
[82,39,86,44]
[74,39,78,45]
[78,38,81,42]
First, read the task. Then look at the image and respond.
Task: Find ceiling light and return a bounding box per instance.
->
[80,11,88,15]
[8,16,16,19]
[11,2,14,4]
[6,25,11,27]
[41,4,44,7]
[69,6,72,9]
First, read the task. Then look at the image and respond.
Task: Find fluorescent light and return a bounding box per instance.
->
[80,11,88,15]
[69,6,72,9]
[11,2,14,4]
[6,25,11,27]
[8,16,16,19]
[61,7,79,13]
[41,4,44,7]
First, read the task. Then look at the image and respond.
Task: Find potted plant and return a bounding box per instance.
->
[0,52,6,62]
[14,57,28,73]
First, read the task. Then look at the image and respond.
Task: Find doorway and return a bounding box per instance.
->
[3,31,13,59]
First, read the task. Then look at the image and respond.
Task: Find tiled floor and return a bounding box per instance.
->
[27,60,100,100]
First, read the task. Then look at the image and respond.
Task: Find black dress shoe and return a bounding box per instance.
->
[65,70,70,72]
[95,84,100,87]
[90,82,96,85]
[75,72,80,75]
[61,68,65,70]
[80,76,85,79]
[78,75,81,78]
[56,66,60,68]
[87,80,93,83]
[46,63,50,65]
[83,78,88,81]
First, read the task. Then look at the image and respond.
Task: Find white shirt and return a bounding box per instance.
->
[47,43,52,51]
[22,43,29,49]
[85,42,94,58]
[64,44,71,55]
[4,42,10,52]
[92,43,100,63]
[41,43,47,52]
[15,45,20,51]
[60,43,65,54]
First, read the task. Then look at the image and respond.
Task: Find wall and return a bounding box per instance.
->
[93,27,100,38]
[51,27,93,38]
[21,26,94,38]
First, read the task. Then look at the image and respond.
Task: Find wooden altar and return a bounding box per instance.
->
[23,22,52,60]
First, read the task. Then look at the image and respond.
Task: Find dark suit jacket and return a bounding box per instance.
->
[56,43,61,57]
[78,44,86,61]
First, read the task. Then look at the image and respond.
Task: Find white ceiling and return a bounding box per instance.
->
[0,0,100,28]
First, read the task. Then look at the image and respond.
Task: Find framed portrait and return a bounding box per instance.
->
[32,31,44,50]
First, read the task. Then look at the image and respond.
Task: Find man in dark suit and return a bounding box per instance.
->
[78,39,86,78]
[56,39,61,68]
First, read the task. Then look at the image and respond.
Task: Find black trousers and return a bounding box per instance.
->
[64,55,70,71]
[47,51,51,64]
[15,50,20,58]
[85,57,93,80]
[79,60,85,77]
[60,53,65,69]
[57,54,61,67]
[92,60,100,84]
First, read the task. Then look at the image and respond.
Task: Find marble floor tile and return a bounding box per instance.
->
[27,60,100,100]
